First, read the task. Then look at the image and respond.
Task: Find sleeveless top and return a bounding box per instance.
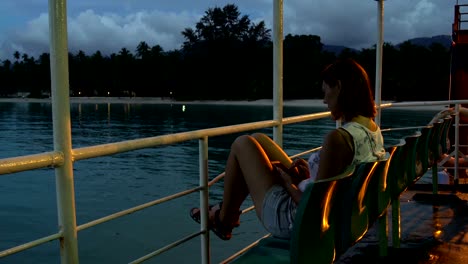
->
[298,121,386,192]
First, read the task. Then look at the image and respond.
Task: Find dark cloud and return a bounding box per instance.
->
[385,0,452,44]
[1,9,199,58]
[0,0,455,60]
[280,0,452,49]
[282,1,376,48]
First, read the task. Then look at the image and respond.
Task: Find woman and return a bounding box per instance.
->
[190,58,386,240]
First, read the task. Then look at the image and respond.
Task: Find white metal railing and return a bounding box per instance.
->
[1,100,465,263]
[0,109,332,263]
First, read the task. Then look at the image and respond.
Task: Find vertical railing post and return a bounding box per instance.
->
[199,137,210,264]
[375,0,384,126]
[48,0,79,263]
[454,104,460,186]
[273,0,284,147]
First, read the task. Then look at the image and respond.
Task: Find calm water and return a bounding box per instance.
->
[0,102,438,264]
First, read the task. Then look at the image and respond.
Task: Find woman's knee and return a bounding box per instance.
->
[231,135,257,153]
[251,133,268,140]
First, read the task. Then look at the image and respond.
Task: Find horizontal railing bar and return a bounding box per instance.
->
[3,100,466,176]
[129,231,204,264]
[0,113,331,176]
[0,119,279,175]
[282,111,331,124]
[290,147,322,159]
[381,126,428,132]
[379,101,450,108]
[74,110,333,162]
[0,151,64,175]
[220,233,272,264]
[77,186,202,231]
[73,120,280,161]
[0,232,62,258]
[241,205,255,214]
[208,172,225,187]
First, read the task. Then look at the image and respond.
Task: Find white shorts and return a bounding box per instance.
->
[261,185,297,239]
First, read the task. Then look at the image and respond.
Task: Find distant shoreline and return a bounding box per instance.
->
[0,97,326,106]
[0,97,447,111]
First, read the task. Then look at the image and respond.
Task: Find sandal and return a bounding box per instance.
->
[189,202,241,240]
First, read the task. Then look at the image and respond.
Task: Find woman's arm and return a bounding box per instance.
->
[275,165,303,204]
[274,129,354,203]
[316,129,354,181]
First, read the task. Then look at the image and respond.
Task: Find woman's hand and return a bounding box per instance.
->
[289,158,310,181]
[271,161,304,204]
[274,163,296,186]
[271,159,309,186]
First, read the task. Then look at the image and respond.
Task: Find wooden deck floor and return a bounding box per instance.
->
[337,175,468,264]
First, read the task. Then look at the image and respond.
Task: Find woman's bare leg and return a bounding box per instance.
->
[251,133,292,167]
[219,135,281,225]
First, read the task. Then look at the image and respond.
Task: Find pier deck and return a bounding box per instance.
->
[337,174,468,264]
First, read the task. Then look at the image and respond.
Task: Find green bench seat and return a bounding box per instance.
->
[232,157,392,264]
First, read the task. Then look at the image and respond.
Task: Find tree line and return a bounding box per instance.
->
[0,4,451,101]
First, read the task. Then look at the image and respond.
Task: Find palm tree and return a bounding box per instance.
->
[180,3,271,100]
[13,51,20,63]
[136,41,150,60]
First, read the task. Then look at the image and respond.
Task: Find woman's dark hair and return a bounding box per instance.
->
[321,58,376,121]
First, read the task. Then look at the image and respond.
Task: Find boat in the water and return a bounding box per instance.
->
[1,1,468,263]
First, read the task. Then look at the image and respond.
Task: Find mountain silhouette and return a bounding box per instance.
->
[396,35,452,48]
[323,35,452,54]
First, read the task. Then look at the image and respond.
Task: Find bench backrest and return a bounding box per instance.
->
[368,143,402,224]
[335,158,390,255]
[428,119,445,164]
[290,168,354,264]
[415,125,434,179]
[440,116,453,154]
[290,158,391,263]
[388,133,420,196]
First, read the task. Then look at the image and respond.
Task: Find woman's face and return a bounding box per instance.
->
[322,81,340,117]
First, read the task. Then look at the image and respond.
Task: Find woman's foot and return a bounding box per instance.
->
[190,202,241,240]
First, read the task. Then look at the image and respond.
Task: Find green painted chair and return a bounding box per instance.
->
[428,119,445,194]
[232,158,393,264]
[335,161,386,255]
[367,154,394,224]
[232,167,355,264]
[389,132,421,195]
[428,119,445,164]
[440,116,453,154]
[366,142,404,256]
[402,132,421,176]
[414,125,434,180]
[386,134,420,249]
[290,172,353,264]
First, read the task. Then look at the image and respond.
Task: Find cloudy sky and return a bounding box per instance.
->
[0,0,456,60]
